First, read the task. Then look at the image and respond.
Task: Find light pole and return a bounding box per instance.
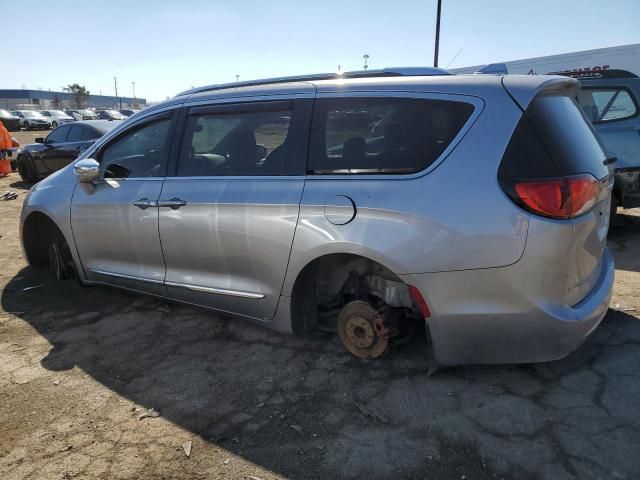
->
[114,76,121,109]
[236,74,240,83]
[363,54,370,71]
[434,0,442,67]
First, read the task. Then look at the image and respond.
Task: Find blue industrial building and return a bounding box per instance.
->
[0,89,146,110]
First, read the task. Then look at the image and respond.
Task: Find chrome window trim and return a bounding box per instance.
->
[91,269,164,284]
[164,281,265,299]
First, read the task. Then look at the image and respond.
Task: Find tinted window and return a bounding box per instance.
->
[67,125,84,142]
[527,94,609,179]
[576,87,638,123]
[308,97,474,174]
[46,125,70,143]
[100,118,171,178]
[178,108,292,176]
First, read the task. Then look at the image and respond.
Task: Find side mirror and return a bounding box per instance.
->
[35,137,44,144]
[74,158,100,183]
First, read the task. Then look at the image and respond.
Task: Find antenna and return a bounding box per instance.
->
[445,48,463,68]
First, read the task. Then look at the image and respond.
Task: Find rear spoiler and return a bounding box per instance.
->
[501,76,579,111]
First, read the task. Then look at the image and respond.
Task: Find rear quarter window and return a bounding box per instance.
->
[308,97,474,174]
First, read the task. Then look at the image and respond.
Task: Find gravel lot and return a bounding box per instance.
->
[1,135,640,479]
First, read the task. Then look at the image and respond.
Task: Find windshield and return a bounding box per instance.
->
[78,110,95,115]
[106,110,126,119]
[23,111,45,118]
[49,110,68,116]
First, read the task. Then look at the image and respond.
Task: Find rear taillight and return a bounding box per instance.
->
[513,174,600,219]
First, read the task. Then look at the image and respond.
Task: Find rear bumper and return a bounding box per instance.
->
[401,248,614,366]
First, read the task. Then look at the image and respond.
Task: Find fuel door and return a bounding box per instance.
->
[324,195,356,225]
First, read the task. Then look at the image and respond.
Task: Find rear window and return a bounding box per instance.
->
[576,87,638,123]
[308,97,474,174]
[526,94,609,180]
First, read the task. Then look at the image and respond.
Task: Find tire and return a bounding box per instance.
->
[17,156,37,182]
[51,121,58,129]
[23,121,30,131]
[48,237,73,280]
[610,196,618,225]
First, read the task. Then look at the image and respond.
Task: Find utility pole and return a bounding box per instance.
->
[363,54,370,71]
[434,0,442,67]
[114,76,121,109]
[236,74,239,83]
[132,81,136,99]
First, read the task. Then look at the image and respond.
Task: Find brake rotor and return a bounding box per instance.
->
[337,301,389,358]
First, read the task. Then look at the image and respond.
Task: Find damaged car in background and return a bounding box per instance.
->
[19,69,614,368]
[570,69,640,219]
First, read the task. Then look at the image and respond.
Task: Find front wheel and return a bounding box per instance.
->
[51,121,58,128]
[22,122,30,131]
[610,196,618,225]
[17,156,37,182]
[48,237,73,280]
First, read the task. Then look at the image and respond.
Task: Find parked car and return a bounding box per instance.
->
[568,69,640,219]
[0,109,21,131]
[19,69,614,367]
[40,110,75,128]
[16,120,120,182]
[11,110,51,130]
[119,109,140,117]
[96,109,127,121]
[65,109,98,121]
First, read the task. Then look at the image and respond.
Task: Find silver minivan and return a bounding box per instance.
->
[19,69,615,366]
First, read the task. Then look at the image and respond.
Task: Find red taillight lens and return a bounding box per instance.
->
[514,174,600,219]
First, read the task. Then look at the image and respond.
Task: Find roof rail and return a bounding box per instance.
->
[552,69,638,80]
[175,67,452,97]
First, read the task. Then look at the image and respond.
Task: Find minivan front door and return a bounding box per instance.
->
[71,112,175,295]
[158,98,312,321]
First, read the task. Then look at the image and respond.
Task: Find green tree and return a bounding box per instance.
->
[63,84,91,109]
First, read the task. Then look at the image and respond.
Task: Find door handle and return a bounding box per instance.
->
[132,198,157,210]
[157,197,187,210]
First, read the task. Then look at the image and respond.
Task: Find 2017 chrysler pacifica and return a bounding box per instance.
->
[19,68,615,366]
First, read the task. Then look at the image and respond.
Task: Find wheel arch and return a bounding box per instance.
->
[21,211,69,267]
[287,250,406,336]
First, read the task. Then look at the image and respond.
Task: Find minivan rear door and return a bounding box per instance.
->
[502,78,613,306]
[158,96,313,321]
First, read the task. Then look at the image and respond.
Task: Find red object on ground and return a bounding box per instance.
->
[0,158,11,175]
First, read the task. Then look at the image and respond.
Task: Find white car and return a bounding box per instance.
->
[10,110,52,131]
[40,110,74,128]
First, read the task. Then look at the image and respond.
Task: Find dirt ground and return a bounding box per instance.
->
[1,135,640,479]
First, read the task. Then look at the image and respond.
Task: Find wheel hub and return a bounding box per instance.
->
[337,301,389,358]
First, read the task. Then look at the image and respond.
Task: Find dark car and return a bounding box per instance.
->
[119,109,140,117]
[0,109,20,131]
[96,109,128,121]
[16,120,121,181]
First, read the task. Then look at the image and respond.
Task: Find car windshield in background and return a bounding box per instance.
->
[106,110,126,119]
[49,110,67,116]
[576,87,639,123]
[79,110,94,115]
[23,111,45,118]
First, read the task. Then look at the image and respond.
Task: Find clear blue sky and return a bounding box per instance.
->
[2,0,638,101]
